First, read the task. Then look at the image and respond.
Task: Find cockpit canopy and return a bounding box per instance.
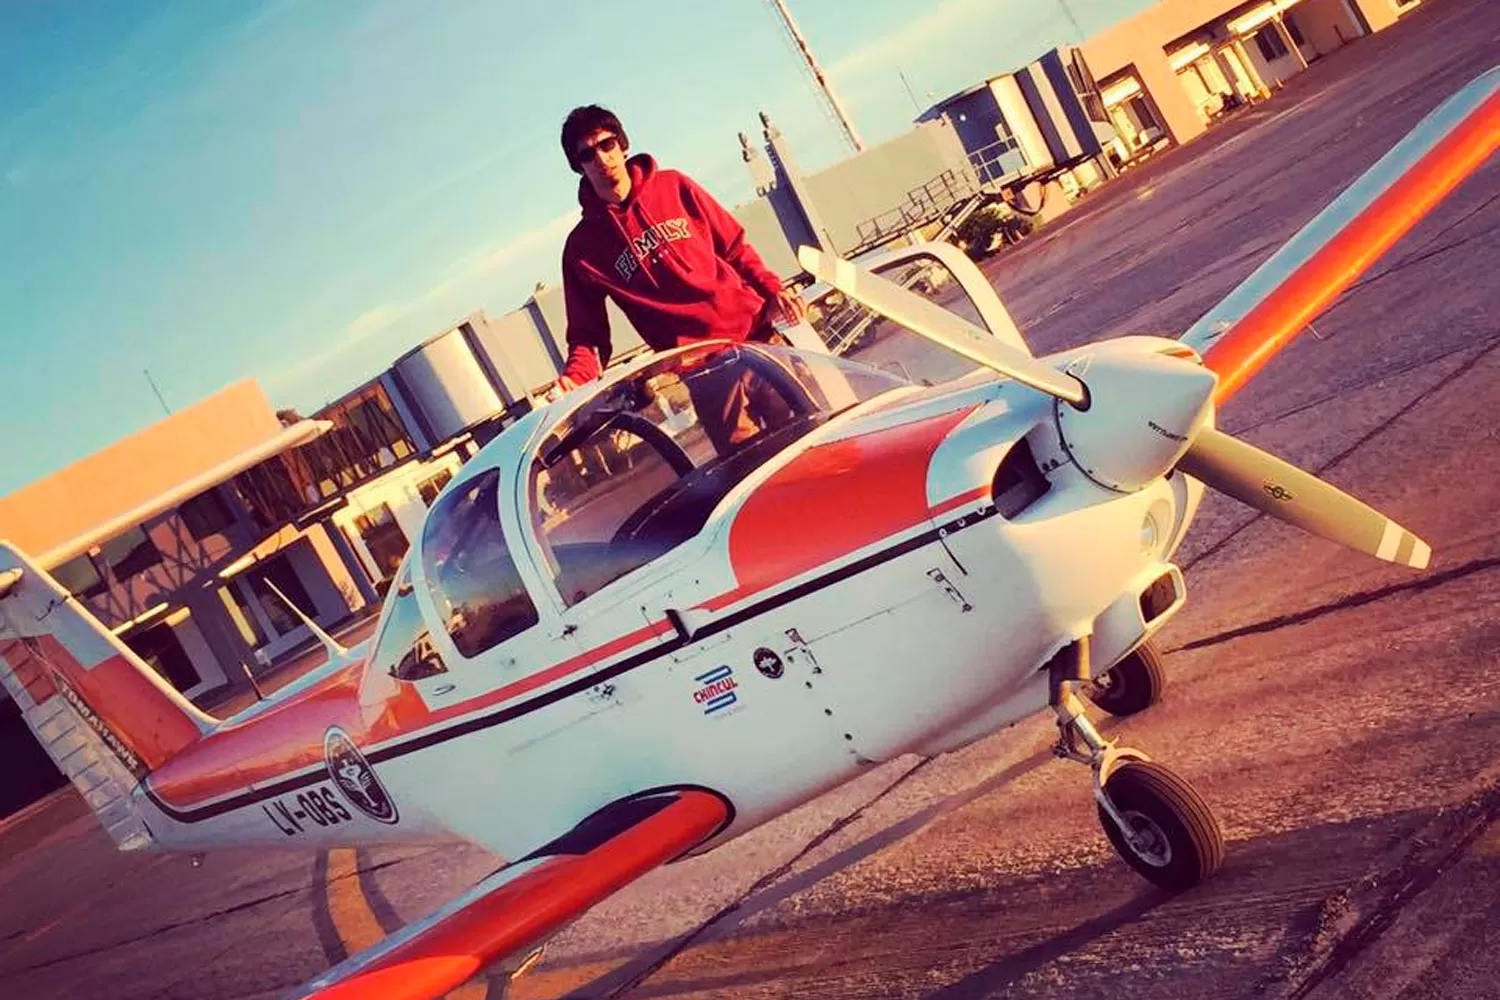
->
[530,343,906,606]
[369,343,907,682]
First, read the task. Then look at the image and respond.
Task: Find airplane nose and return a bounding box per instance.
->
[1048,352,1218,493]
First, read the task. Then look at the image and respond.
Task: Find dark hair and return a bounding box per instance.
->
[561,105,629,173]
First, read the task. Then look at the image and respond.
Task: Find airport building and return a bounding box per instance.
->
[1082,0,1423,166]
[0,379,470,814]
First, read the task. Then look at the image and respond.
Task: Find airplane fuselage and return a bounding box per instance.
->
[129,337,1204,863]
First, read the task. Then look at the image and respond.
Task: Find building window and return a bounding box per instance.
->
[180,490,235,540]
[1284,16,1305,46]
[52,554,107,599]
[354,504,410,580]
[229,381,419,530]
[1254,25,1289,62]
[1066,49,1108,123]
[127,622,201,692]
[247,555,318,636]
[99,527,162,580]
[1125,95,1163,139]
[417,469,454,507]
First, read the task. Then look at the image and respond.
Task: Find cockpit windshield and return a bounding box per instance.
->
[421,468,539,658]
[532,343,906,606]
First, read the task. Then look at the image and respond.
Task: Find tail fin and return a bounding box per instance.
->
[0,541,215,848]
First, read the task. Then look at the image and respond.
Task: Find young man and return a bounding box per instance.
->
[552,105,806,396]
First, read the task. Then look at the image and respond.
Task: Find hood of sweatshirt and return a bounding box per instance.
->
[575,154,690,287]
[577,153,658,218]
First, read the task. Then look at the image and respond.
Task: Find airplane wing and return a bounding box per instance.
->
[285,787,729,1000]
[1182,66,1500,403]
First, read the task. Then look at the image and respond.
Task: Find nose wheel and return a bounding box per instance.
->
[1087,639,1167,717]
[1050,639,1224,890]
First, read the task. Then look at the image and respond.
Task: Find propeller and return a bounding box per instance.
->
[797,246,1088,406]
[1176,428,1429,569]
[797,246,1432,570]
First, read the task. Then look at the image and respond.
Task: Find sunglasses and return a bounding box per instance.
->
[576,135,620,164]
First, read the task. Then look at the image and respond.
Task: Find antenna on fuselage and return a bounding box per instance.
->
[263,579,349,660]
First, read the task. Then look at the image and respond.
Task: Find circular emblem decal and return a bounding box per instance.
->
[324,728,399,825]
[753,647,784,679]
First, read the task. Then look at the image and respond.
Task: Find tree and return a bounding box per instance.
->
[953,207,1004,260]
[953,205,1034,260]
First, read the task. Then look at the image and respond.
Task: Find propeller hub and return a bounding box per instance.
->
[1050,352,1218,494]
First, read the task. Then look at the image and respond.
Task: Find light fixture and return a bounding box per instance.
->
[218,553,257,579]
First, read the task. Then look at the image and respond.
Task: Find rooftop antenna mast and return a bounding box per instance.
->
[766,0,866,153]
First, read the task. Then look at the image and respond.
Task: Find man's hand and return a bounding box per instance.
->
[543,375,577,403]
[771,288,808,327]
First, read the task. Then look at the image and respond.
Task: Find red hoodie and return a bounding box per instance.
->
[560,155,784,384]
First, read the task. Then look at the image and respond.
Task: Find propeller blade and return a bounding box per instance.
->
[1177,427,1429,569]
[797,245,1088,406]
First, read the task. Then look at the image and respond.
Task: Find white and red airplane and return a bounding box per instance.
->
[1,66,1496,1000]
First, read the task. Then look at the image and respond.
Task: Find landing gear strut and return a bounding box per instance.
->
[1050,638,1224,891]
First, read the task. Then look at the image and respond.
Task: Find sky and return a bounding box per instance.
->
[0,0,1153,496]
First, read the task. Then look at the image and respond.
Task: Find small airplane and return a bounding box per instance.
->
[1,66,1496,1000]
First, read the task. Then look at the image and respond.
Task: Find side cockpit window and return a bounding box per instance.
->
[370,564,447,682]
[421,468,539,658]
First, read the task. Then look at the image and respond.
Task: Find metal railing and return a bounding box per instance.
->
[966,136,1027,187]
[851,169,983,251]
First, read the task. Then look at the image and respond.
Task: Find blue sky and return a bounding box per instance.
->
[0,0,1149,495]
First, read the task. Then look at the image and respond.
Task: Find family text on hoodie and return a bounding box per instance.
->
[560,155,784,383]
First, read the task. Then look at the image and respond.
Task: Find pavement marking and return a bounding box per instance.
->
[323,847,386,955]
[318,849,504,999]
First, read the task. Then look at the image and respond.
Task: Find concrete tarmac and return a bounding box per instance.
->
[3,1,1499,997]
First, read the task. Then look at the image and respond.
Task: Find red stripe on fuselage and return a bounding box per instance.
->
[147,665,363,804]
[929,485,989,519]
[148,620,677,809]
[726,407,976,599]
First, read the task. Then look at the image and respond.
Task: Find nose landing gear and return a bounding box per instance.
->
[1050,638,1224,890]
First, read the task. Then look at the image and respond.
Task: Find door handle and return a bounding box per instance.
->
[432,683,456,696]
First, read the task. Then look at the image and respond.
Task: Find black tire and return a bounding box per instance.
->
[1098,760,1224,891]
[1088,641,1167,717]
